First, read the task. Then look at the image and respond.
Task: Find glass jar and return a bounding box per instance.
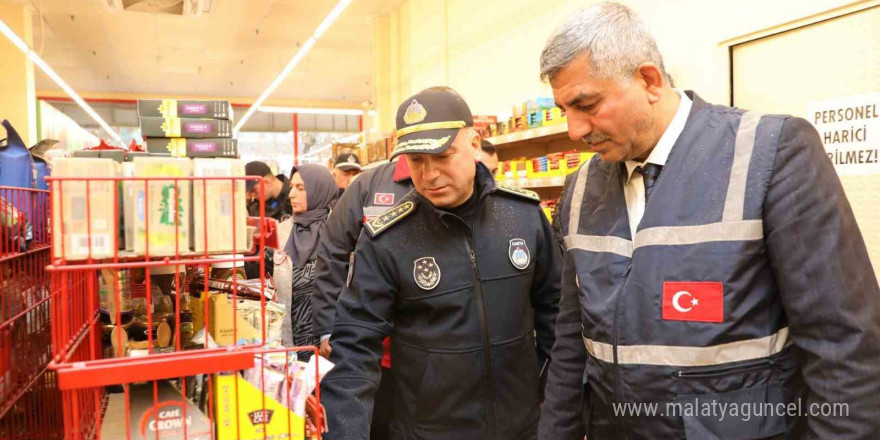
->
[210,255,247,281]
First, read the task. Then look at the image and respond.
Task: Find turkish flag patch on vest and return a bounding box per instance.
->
[662,282,724,323]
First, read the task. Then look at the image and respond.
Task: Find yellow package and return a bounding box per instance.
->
[215,373,305,440]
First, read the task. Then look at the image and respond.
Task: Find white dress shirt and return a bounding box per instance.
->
[623,89,692,238]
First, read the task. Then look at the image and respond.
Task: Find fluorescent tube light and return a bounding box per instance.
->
[314,0,353,39]
[0,19,124,145]
[234,0,354,133]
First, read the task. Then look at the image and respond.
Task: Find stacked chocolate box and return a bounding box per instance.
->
[138,99,238,158]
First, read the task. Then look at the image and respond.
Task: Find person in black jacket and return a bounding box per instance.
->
[321,87,561,440]
[313,156,414,440]
[245,161,292,221]
[244,161,292,279]
[331,152,363,198]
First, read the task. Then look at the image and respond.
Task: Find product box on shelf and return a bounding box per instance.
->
[51,158,118,261]
[138,99,233,121]
[544,107,566,126]
[473,115,498,139]
[331,143,358,159]
[357,144,369,164]
[526,97,556,111]
[123,157,192,256]
[368,139,388,163]
[140,117,233,139]
[146,138,238,158]
[191,159,248,254]
[100,380,212,440]
[562,152,594,174]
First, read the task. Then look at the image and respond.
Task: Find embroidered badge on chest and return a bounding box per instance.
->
[413,257,441,290]
[509,238,530,270]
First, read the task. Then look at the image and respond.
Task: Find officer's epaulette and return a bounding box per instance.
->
[365,200,416,237]
[494,182,540,202]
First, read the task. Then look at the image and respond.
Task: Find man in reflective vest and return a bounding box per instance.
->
[538,3,880,440]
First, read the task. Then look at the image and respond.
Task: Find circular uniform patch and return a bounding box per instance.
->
[509,238,530,270]
[413,257,441,290]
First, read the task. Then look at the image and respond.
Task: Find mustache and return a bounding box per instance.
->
[581,133,610,146]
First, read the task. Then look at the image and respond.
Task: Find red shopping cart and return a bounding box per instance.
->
[0,186,63,440]
[45,172,325,440]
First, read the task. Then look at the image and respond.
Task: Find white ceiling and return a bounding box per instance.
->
[24,0,403,104]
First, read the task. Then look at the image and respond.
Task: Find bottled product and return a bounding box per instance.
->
[99,269,132,327]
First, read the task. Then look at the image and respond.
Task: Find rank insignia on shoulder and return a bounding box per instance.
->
[495,182,540,202]
[365,201,416,237]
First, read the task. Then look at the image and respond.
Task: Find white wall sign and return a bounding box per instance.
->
[807,92,880,176]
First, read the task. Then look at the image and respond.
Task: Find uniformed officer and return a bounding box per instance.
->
[331,152,364,197]
[313,156,414,440]
[321,86,561,440]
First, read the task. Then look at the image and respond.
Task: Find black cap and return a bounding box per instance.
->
[390,87,473,160]
[334,153,362,171]
[245,161,272,190]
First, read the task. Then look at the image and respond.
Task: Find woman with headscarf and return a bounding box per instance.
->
[275,164,338,360]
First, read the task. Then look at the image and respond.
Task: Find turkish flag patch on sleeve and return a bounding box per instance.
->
[662,282,724,323]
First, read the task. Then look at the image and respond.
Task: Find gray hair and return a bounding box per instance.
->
[540,2,668,83]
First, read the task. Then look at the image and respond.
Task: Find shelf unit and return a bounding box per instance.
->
[485,123,568,146]
[359,124,586,198]
[487,124,584,200]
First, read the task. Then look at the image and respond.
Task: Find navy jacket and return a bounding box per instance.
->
[323,164,561,440]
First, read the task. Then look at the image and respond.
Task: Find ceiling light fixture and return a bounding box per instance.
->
[234,0,354,133]
[0,19,124,145]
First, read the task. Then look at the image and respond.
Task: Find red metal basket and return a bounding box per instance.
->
[0,186,63,440]
[45,174,324,440]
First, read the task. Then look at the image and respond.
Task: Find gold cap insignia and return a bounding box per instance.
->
[403,99,427,125]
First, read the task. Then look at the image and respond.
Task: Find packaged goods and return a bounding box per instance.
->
[51,158,117,260]
[124,157,192,256]
[209,255,247,281]
[194,292,260,346]
[140,117,232,139]
[101,380,212,440]
[192,159,247,253]
[236,298,285,346]
[138,99,233,120]
[145,138,238,158]
[99,269,133,326]
[215,373,305,440]
[189,277,275,302]
[150,264,187,297]
[221,355,334,440]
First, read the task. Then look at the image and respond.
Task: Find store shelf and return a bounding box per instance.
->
[498,175,567,189]
[485,124,569,146]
